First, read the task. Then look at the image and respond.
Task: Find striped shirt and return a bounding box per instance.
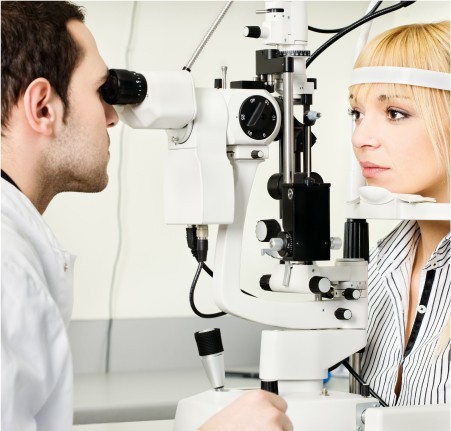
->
[361,220,450,406]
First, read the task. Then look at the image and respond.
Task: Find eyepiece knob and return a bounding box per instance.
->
[100,69,147,105]
[243,26,261,38]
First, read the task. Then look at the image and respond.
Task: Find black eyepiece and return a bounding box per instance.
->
[100,69,147,105]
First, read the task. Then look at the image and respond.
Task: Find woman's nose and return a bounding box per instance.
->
[352,118,381,149]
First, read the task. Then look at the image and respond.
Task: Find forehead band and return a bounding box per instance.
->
[349,67,450,91]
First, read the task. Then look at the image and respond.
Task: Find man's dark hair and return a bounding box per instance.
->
[1,1,85,131]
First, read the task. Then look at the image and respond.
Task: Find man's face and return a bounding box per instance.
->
[44,20,118,193]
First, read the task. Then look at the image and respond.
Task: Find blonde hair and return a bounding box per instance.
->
[350,21,450,185]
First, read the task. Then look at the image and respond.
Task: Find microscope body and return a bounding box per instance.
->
[103,1,450,429]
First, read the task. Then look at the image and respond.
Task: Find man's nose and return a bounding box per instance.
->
[105,102,119,128]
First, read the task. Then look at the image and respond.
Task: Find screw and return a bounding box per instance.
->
[288,188,293,199]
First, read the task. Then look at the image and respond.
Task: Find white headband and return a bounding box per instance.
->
[349,67,451,91]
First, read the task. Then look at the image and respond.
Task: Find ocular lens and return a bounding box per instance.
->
[100,69,147,105]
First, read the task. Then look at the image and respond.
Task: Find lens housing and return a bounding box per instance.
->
[100,69,147,105]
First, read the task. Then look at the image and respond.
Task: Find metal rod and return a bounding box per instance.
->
[283,72,294,184]
[184,1,233,71]
[221,66,228,89]
[304,125,312,178]
[349,351,362,394]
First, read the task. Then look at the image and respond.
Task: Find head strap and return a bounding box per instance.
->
[349,66,450,91]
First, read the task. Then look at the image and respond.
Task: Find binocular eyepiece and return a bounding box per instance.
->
[100,69,147,105]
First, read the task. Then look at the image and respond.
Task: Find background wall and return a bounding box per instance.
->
[43,1,450,320]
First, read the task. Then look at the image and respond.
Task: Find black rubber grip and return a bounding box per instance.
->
[261,380,279,394]
[195,328,223,356]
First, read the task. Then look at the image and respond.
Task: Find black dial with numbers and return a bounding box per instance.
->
[239,95,277,140]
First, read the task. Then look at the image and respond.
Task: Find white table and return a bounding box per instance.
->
[74,368,259,425]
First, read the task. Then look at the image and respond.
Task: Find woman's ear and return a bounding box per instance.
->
[22,78,62,136]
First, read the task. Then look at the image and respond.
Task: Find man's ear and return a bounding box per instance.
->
[23,78,63,136]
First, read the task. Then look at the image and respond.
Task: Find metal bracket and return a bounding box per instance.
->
[282,261,292,286]
[356,401,380,431]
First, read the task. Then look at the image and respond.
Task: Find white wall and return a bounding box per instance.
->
[43,1,450,320]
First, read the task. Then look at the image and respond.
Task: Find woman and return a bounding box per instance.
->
[348,21,450,406]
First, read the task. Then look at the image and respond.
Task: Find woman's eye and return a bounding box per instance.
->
[387,108,409,121]
[348,108,362,121]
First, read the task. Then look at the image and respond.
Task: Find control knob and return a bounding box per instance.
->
[256,219,281,242]
[309,276,331,294]
[335,308,352,321]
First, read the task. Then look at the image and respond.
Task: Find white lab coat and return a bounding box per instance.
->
[1,178,76,431]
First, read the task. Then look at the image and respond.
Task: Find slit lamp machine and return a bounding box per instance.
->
[100,2,450,430]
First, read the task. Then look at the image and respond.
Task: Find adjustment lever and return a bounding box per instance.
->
[195,328,225,391]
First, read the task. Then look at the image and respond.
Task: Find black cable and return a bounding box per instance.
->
[186,227,214,278]
[307,1,416,68]
[328,361,342,373]
[308,2,382,34]
[190,262,226,318]
[202,262,214,277]
[341,359,388,407]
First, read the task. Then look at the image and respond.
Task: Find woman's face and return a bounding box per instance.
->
[350,85,448,202]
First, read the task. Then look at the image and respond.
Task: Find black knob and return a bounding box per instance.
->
[256,219,281,242]
[267,173,283,200]
[343,288,361,300]
[335,308,352,321]
[361,383,370,397]
[309,276,331,294]
[251,150,264,159]
[275,232,292,258]
[100,69,147,105]
[343,219,369,262]
[194,328,223,357]
[239,95,278,140]
[259,274,272,291]
[214,78,223,89]
[244,26,261,38]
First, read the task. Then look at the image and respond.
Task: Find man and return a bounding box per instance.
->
[1,2,292,430]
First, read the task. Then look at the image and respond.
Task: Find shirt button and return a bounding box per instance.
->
[418,305,427,314]
[64,263,68,272]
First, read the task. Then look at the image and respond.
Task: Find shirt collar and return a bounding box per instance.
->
[376,220,450,274]
[424,231,451,271]
[1,169,21,192]
[376,220,420,275]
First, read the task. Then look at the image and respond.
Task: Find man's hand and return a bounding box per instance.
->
[198,390,293,431]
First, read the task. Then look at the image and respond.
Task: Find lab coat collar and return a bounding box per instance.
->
[1,178,76,325]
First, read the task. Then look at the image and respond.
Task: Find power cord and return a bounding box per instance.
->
[341,358,388,407]
[307,1,416,68]
[190,262,226,318]
[308,2,382,34]
[186,226,226,318]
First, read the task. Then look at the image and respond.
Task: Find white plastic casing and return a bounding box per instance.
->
[117,70,196,129]
[164,88,281,225]
[347,186,451,220]
[165,88,233,225]
[262,1,308,48]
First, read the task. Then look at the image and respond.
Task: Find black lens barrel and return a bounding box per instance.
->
[100,69,147,105]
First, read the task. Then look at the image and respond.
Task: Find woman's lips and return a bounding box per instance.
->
[360,161,389,178]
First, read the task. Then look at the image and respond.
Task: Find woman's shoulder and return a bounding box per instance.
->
[369,220,420,274]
